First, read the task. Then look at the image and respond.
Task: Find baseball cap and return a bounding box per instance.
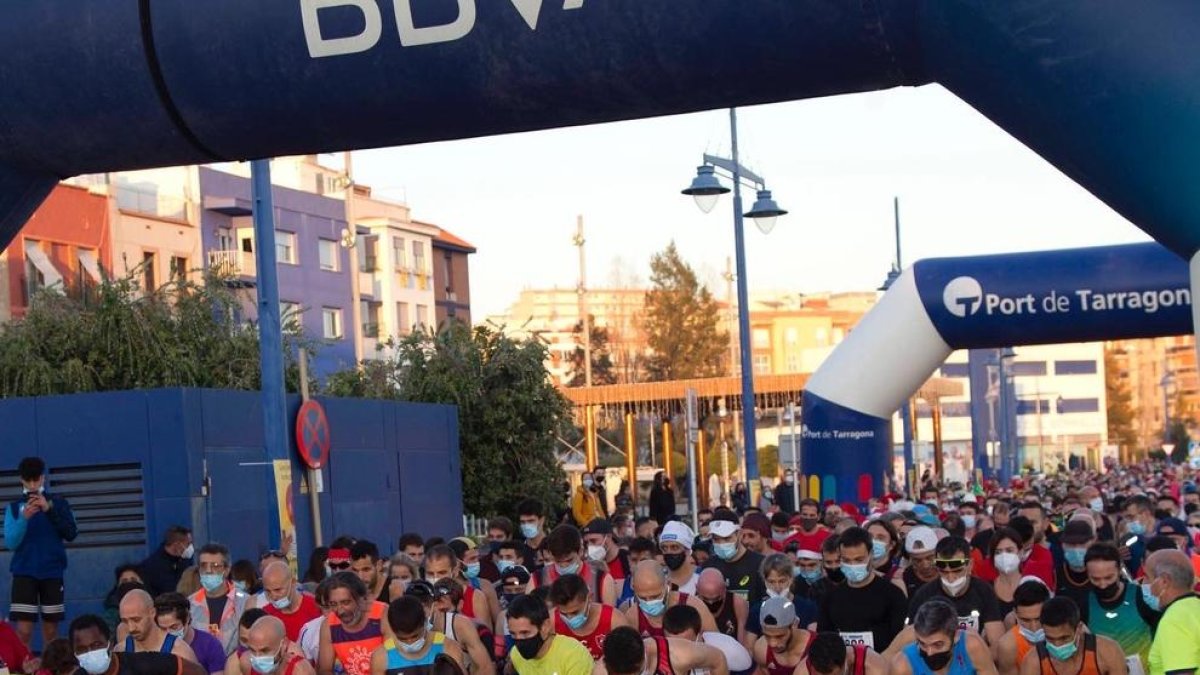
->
[709,519,739,538]
[405,580,436,600]
[659,521,694,550]
[760,596,797,628]
[500,565,531,588]
[327,548,351,564]
[1157,517,1189,537]
[1060,520,1095,545]
[905,526,938,555]
[583,518,612,536]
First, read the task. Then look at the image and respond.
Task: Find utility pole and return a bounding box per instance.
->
[573,216,592,387]
[343,152,363,364]
[723,257,737,376]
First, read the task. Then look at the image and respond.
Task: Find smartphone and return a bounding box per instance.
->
[1124,535,1138,547]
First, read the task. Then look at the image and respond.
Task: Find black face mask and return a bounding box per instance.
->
[801,517,819,531]
[514,633,545,660]
[1095,582,1122,602]
[920,649,953,671]
[663,553,688,571]
[702,597,724,614]
[826,568,845,584]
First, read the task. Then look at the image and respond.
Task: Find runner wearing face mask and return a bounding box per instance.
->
[1020,598,1126,675]
[370,596,464,675]
[549,573,628,661]
[994,581,1050,675]
[625,561,716,638]
[895,527,940,598]
[891,599,996,675]
[1082,543,1153,673]
[759,554,816,629]
[752,598,812,675]
[582,519,634,606]
[907,537,1004,647]
[816,527,907,653]
[786,501,831,553]
[702,515,766,606]
[694,569,748,647]
[1055,520,1097,612]
[658,522,699,594]
[529,526,616,606]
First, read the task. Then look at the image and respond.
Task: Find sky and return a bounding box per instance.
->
[350,84,1150,321]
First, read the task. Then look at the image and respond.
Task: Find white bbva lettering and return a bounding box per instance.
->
[301,0,384,58]
[394,0,476,47]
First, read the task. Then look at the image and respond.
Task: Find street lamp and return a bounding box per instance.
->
[1162,371,1175,452]
[681,107,788,504]
[998,348,1017,484]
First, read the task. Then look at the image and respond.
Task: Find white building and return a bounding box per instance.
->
[894,341,1109,482]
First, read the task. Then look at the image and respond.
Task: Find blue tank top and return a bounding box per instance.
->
[125,633,177,655]
[903,631,974,675]
[384,633,446,675]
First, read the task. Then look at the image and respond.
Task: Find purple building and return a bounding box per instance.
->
[198,166,357,377]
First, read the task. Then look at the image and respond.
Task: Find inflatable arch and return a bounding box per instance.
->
[800,242,1193,502]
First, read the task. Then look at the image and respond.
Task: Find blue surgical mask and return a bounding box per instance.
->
[1142,582,1162,611]
[556,560,581,575]
[714,542,738,561]
[842,563,870,584]
[1018,626,1044,643]
[271,595,292,610]
[563,608,589,630]
[200,573,226,593]
[77,648,112,675]
[871,540,888,560]
[465,562,481,579]
[520,523,540,539]
[799,568,823,584]
[1045,639,1078,661]
[962,515,977,529]
[1064,548,1087,570]
[397,636,427,654]
[497,560,515,573]
[249,653,279,674]
[1128,521,1146,536]
[638,595,667,617]
[234,580,248,593]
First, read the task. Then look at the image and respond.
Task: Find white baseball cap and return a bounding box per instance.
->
[905,526,938,554]
[709,520,739,538]
[659,521,695,550]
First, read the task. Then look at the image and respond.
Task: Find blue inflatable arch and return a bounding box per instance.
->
[800,242,1193,502]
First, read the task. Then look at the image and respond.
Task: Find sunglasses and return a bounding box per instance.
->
[328,562,352,571]
[260,550,287,561]
[934,558,970,571]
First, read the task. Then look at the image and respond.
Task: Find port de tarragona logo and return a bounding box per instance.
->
[943,276,983,317]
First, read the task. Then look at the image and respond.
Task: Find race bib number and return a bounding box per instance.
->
[957,614,980,632]
[1125,656,1145,675]
[840,632,875,650]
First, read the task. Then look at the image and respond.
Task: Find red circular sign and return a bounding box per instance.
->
[295,400,330,469]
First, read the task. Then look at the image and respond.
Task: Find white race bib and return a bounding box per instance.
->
[957,614,980,632]
[840,632,875,650]
[1126,655,1145,675]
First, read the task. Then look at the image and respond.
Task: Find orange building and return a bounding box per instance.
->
[0,184,112,321]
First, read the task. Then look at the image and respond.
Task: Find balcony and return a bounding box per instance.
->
[208,250,256,278]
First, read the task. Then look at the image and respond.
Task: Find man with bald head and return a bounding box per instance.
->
[1145,549,1200,675]
[241,616,313,675]
[693,568,748,647]
[118,589,198,662]
[260,562,321,642]
[623,560,717,639]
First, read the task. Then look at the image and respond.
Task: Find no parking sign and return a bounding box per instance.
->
[296,399,331,469]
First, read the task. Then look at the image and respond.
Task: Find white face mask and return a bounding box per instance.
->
[182,544,195,559]
[994,552,1021,574]
[942,575,969,595]
[586,545,606,562]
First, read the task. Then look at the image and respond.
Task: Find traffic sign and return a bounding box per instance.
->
[296,400,331,469]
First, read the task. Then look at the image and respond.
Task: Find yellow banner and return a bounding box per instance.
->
[272,459,299,577]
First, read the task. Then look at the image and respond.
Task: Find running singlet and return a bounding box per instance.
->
[554,605,616,661]
[707,592,739,639]
[638,594,691,638]
[1010,626,1033,668]
[329,601,388,675]
[1086,583,1152,668]
[902,631,974,675]
[1035,635,1101,675]
[651,637,675,675]
[765,632,811,675]
[384,634,446,675]
[124,634,177,655]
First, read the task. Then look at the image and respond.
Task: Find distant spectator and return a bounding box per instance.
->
[38,637,76,675]
[230,560,259,595]
[4,456,78,648]
[102,565,146,634]
[140,527,194,596]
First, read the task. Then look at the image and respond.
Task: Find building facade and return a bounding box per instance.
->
[0,184,112,321]
[1108,335,1199,452]
[431,226,475,326]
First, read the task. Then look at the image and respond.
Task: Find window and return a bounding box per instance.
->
[1010,361,1047,377]
[393,237,407,270]
[443,251,454,292]
[216,228,235,252]
[941,402,972,417]
[753,354,771,374]
[275,231,297,264]
[941,363,970,378]
[752,328,770,349]
[142,251,156,291]
[784,328,798,345]
[362,302,382,338]
[280,301,302,332]
[1017,399,1051,415]
[412,241,426,273]
[322,308,342,339]
[396,302,410,334]
[1058,398,1101,414]
[1054,360,1098,375]
[318,239,339,271]
[415,304,428,329]
[170,256,188,284]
